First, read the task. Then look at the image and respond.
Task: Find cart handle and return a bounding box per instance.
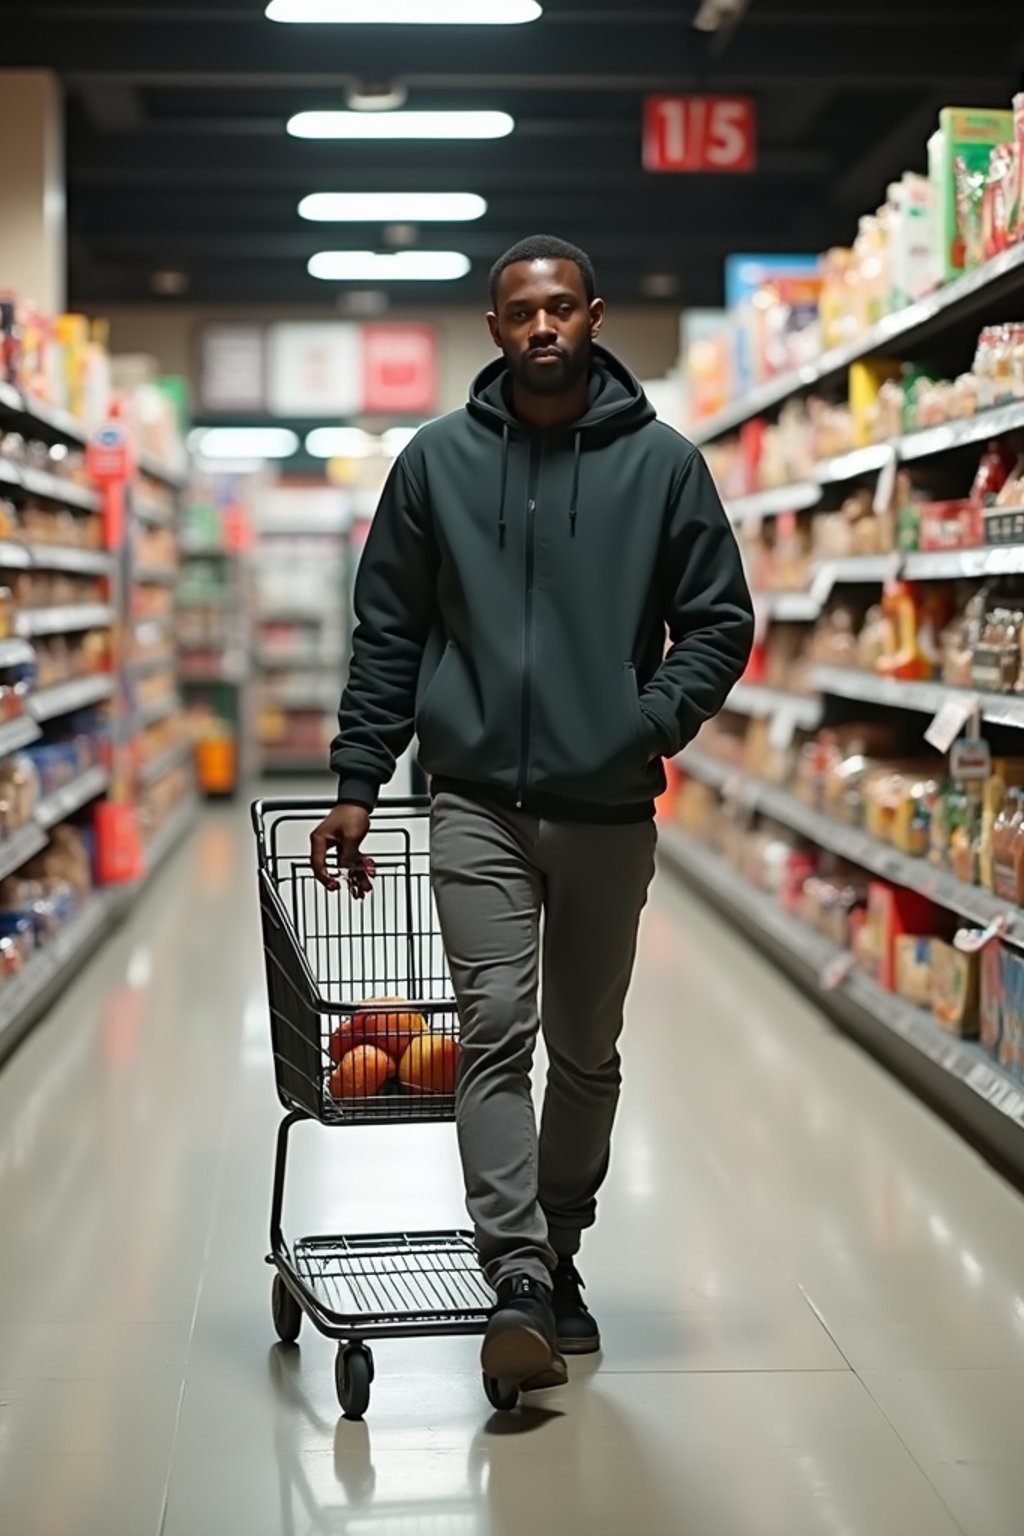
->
[251,795,432,858]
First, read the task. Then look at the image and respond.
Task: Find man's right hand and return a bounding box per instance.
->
[310,804,373,895]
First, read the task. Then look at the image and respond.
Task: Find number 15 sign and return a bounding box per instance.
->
[643,95,756,174]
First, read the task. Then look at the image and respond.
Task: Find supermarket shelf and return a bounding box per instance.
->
[814,444,895,485]
[755,590,822,623]
[258,653,339,671]
[17,603,115,638]
[813,555,898,593]
[724,482,821,523]
[0,821,48,882]
[810,664,1024,729]
[139,738,192,787]
[0,638,36,669]
[0,714,42,757]
[0,889,125,1066]
[0,540,32,569]
[723,683,822,730]
[129,652,176,678]
[135,564,178,587]
[682,745,1024,950]
[0,457,101,514]
[691,240,1024,445]
[137,451,187,492]
[28,673,115,723]
[26,544,114,576]
[260,698,336,713]
[35,765,110,830]
[659,826,1024,1155]
[137,693,179,728]
[899,399,1024,464]
[133,495,175,530]
[142,794,199,880]
[0,380,89,447]
[259,750,328,772]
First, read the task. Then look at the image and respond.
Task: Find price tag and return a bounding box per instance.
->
[820,951,856,992]
[954,914,1008,954]
[809,564,835,608]
[873,445,898,515]
[885,549,905,582]
[767,707,798,752]
[925,695,977,754]
[950,737,992,781]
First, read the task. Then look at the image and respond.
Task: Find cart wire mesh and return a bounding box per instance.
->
[292,1231,492,1333]
[255,801,460,1126]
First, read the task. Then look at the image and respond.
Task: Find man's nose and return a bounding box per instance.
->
[530,312,557,342]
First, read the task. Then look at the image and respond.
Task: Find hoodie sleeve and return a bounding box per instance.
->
[330,453,438,809]
[638,447,754,757]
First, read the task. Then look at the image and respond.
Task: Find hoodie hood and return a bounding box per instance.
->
[467,343,656,543]
[467,342,656,441]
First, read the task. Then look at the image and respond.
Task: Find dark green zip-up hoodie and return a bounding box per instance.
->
[332,344,753,820]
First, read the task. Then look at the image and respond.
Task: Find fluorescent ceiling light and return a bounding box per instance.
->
[287,110,513,141]
[308,249,470,281]
[188,427,299,460]
[306,427,378,458]
[299,192,486,223]
[268,1,541,24]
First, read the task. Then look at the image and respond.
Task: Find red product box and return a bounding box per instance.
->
[863,881,943,992]
[918,499,981,552]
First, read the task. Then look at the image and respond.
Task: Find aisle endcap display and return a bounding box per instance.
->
[659,826,1024,1136]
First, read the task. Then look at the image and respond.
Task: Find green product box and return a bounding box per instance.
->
[929,107,1014,282]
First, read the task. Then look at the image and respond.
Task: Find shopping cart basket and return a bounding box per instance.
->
[253,797,518,1421]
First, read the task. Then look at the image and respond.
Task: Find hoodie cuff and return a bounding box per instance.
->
[336,776,380,812]
[639,700,683,760]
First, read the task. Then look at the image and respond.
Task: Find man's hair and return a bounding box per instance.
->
[489,234,597,308]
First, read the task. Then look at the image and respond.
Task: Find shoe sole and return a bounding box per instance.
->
[557,1334,601,1356]
[520,1355,570,1392]
[481,1321,557,1384]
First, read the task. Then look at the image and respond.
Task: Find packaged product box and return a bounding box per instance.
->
[862,881,942,991]
[895,935,933,1007]
[929,108,1015,281]
[848,360,902,447]
[931,938,980,1036]
[999,944,1024,1077]
[979,939,1004,1056]
[890,172,938,306]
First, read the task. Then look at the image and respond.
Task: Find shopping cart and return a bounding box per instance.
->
[253,796,519,1421]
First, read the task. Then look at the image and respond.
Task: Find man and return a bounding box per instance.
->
[311,235,753,1391]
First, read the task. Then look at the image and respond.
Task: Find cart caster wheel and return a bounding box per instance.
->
[336,1346,373,1420]
[483,1373,519,1412]
[271,1275,302,1344]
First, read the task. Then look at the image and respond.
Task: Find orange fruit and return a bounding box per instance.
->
[398,1033,460,1095]
[329,1044,393,1099]
[329,1016,360,1064]
[354,997,427,1064]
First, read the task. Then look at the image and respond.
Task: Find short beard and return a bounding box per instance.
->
[509,338,591,397]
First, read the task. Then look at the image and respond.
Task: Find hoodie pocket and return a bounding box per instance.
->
[623,663,649,767]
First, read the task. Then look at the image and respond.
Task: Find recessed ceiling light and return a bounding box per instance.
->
[299,193,486,223]
[641,272,680,298]
[345,82,408,112]
[287,110,514,141]
[308,250,470,281]
[150,269,188,296]
[306,427,378,458]
[268,1,541,24]
[188,427,299,460]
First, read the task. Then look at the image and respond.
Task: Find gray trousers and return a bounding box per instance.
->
[430,791,657,1289]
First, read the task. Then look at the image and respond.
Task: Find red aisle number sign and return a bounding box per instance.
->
[643,95,756,173]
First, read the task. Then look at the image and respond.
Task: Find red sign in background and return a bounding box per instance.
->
[643,95,756,174]
[362,324,438,415]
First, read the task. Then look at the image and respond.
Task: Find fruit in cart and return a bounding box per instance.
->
[353,997,427,1063]
[330,1044,393,1099]
[398,1033,460,1095]
[329,1016,362,1064]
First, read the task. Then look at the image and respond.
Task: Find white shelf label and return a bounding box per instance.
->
[925,695,977,754]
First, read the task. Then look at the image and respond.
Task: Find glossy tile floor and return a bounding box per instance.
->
[2,801,1024,1535]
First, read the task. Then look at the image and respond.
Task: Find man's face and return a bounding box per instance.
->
[487,258,604,396]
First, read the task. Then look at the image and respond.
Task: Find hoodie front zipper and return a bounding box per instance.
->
[516,436,543,808]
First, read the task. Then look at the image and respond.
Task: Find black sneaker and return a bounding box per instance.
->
[481,1276,568,1386]
[551,1259,601,1355]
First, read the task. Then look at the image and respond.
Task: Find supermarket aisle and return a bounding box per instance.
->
[1,804,1024,1535]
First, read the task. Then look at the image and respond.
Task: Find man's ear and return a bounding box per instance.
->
[486,312,502,349]
[589,298,606,338]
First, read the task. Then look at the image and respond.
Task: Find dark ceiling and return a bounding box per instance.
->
[7,0,1024,309]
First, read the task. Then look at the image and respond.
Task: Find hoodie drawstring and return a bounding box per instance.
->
[498,422,510,548]
[570,430,582,539]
